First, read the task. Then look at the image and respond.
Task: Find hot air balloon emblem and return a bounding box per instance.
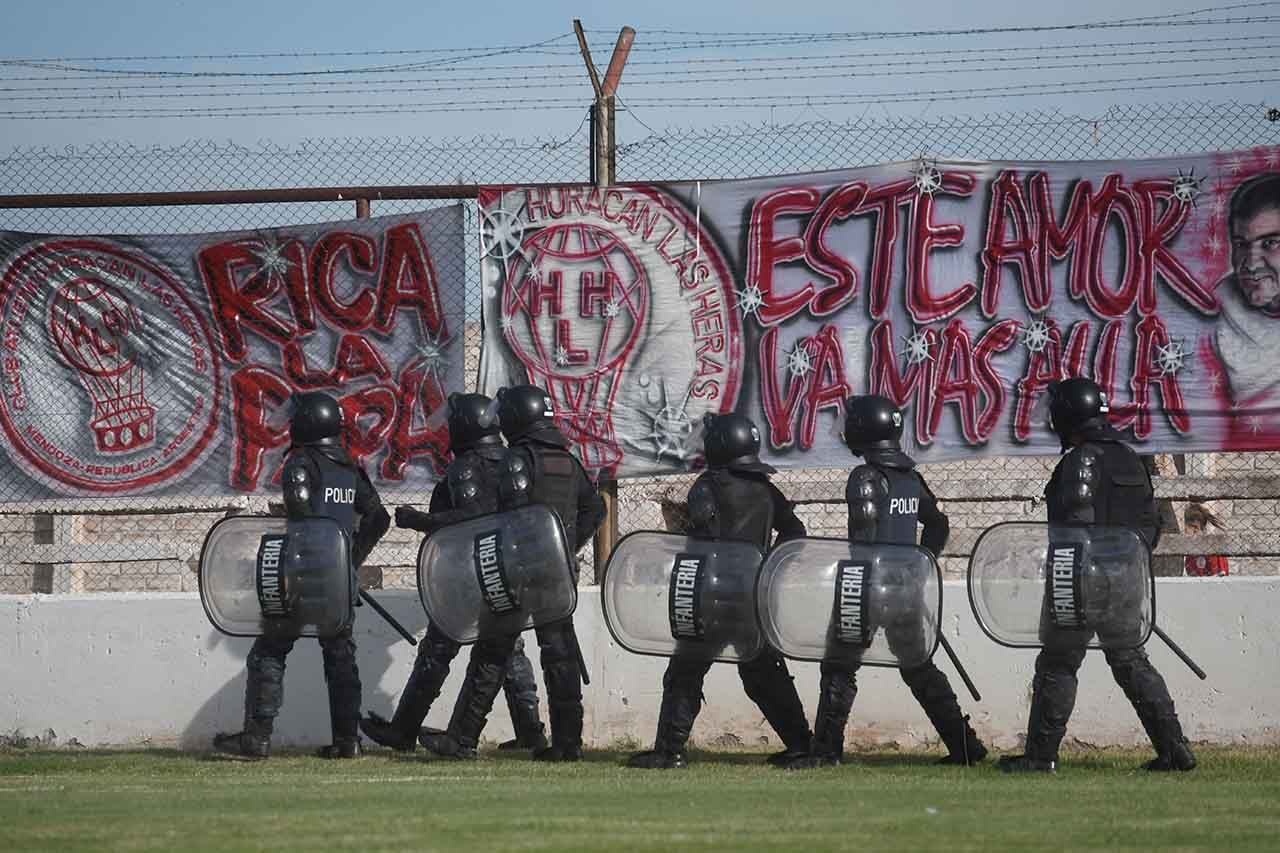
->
[48,276,156,453]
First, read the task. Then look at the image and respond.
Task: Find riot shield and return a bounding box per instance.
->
[199,515,354,639]
[967,522,1154,650]
[417,503,576,644]
[602,530,765,664]
[757,537,941,669]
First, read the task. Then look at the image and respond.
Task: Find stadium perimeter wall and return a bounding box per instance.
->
[2,579,1275,752]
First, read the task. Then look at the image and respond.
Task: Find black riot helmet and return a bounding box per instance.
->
[447,392,502,452]
[1047,377,1110,443]
[842,394,903,454]
[290,391,344,447]
[702,413,775,473]
[496,384,556,441]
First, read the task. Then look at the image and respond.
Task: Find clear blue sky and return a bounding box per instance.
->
[0,0,1275,153]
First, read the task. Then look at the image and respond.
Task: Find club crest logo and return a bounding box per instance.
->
[0,239,222,493]
[481,185,742,475]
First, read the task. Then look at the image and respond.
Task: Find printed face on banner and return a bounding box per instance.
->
[478,148,1280,474]
[0,209,465,497]
[1230,206,1280,312]
[479,187,742,476]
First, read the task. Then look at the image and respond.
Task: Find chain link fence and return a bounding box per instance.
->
[1,99,1277,593]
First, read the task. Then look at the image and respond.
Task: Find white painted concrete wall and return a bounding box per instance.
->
[2,579,1277,752]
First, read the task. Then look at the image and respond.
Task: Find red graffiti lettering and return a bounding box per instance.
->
[310,232,378,329]
[228,366,293,491]
[375,222,447,337]
[758,325,851,450]
[867,320,937,445]
[906,174,978,323]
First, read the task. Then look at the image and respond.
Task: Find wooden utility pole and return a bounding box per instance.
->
[575,21,635,578]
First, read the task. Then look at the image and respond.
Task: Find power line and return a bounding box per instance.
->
[611,1,1280,36]
[0,53,1272,102]
[0,38,579,64]
[611,15,1280,52]
[0,34,1269,85]
[624,68,1280,106]
[0,38,1271,98]
[0,33,579,79]
[2,71,1273,120]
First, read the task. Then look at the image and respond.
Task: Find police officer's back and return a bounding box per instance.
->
[214,391,389,760]
[418,385,604,764]
[998,377,1195,774]
[686,413,805,548]
[361,393,548,755]
[786,394,985,769]
[626,413,813,770]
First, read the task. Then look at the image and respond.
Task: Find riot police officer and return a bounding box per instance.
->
[214,391,390,760]
[999,377,1196,773]
[359,393,547,753]
[786,394,986,769]
[627,413,814,770]
[421,384,605,761]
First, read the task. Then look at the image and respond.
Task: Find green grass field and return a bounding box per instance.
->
[1,746,1277,852]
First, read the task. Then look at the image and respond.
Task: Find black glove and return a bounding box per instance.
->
[395,505,432,532]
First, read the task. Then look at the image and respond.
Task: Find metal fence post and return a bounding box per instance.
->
[576,22,634,579]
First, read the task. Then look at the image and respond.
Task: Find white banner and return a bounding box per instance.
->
[479,148,1280,476]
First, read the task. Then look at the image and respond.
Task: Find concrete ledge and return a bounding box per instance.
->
[2,579,1276,751]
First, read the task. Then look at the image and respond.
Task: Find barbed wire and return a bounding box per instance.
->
[4,70,1272,120]
[1,44,1271,100]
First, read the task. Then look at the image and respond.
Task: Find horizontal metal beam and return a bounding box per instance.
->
[0,185,487,209]
[779,475,1280,505]
[939,531,1276,559]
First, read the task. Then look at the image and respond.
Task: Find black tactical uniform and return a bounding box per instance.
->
[1000,378,1196,774]
[786,395,986,770]
[421,385,605,762]
[359,393,547,753]
[214,391,390,760]
[627,413,813,770]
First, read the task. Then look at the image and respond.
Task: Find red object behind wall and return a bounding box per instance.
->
[1184,555,1230,577]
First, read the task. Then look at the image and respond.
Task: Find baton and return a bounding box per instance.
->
[359,589,419,646]
[1153,624,1207,681]
[571,630,591,686]
[938,634,982,703]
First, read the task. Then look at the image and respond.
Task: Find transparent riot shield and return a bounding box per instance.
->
[417,503,576,644]
[967,522,1154,650]
[602,530,765,664]
[199,515,354,638]
[757,537,941,669]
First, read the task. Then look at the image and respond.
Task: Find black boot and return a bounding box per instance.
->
[997,755,1057,774]
[625,659,706,770]
[625,686,695,770]
[533,699,584,763]
[739,650,814,767]
[1142,716,1197,772]
[419,730,478,760]
[423,639,512,761]
[212,730,270,760]
[1105,647,1196,773]
[218,637,290,760]
[934,723,988,767]
[361,633,456,752]
[1020,648,1084,768]
[317,738,363,759]
[900,664,988,766]
[534,623,584,763]
[626,750,686,769]
[320,631,363,756]
[785,667,856,770]
[500,644,548,751]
